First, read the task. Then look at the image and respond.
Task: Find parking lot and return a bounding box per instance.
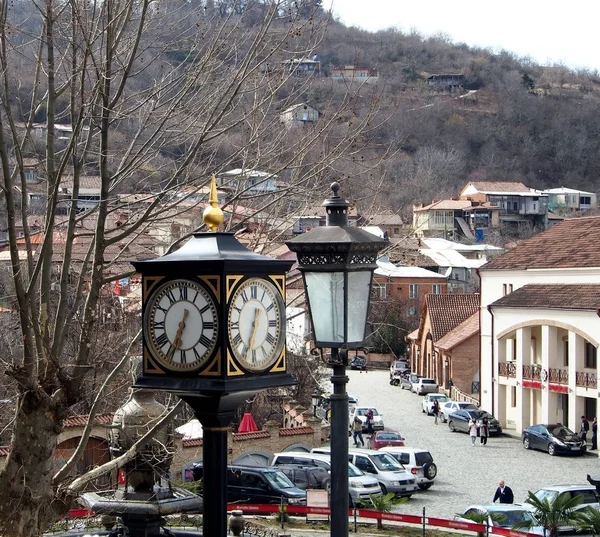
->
[324,369,596,519]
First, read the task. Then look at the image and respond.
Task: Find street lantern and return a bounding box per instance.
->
[311,392,320,417]
[286,182,387,537]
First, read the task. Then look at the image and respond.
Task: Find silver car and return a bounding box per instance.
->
[380,446,437,490]
[455,504,545,535]
[412,378,438,395]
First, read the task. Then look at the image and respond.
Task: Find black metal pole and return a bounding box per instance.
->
[330,348,349,537]
[202,425,229,537]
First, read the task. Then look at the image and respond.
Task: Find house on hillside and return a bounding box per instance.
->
[280,103,320,128]
[372,258,448,319]
[479,216,600,451]
[216,168,278,195]
[408,293,480,394]
[281,58,320,77]
[541,187,597,215]
[427,74,465,92]
[459,181,549,230]
[331,65,378,83]
[291,204,359,234]
[365,211,407,238]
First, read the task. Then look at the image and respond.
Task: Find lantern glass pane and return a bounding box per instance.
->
[347,271,372,343]
[304,271,344,344]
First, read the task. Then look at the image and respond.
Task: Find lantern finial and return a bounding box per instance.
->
[202,175,223,232]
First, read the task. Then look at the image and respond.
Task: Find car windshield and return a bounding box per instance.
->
[369,453,403,471]
[529,489,558,504]
[357,408,379,416]
[549,425,575,438]
[491,509,537,527]
[431,395,448,401]
[348,462,363,477]
[264,470,296,489]
[377,433,401,440]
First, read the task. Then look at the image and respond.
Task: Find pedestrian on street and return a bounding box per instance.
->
[493,480,514,504]
[479,416,489,446]
[365,408,374,435]
[592,417,597,450]
[432,399,441,425]
[352,415,365,447]
[580,415,590,444]
[469,417,478,447]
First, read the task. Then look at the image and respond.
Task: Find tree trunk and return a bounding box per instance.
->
[0,390,68,537]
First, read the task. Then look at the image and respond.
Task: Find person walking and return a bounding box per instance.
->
[365,408,374,436]
[469,417,478,447]
[479,416,489,446]
[352,415,365,447]
[580,415,590,444]
[432,399,441,425]
[493,480,514,504]
[592,417,597,450]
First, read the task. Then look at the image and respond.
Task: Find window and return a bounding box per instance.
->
[503,283,513,295]
[581,196,591,205]
[563,338,569,367]
[408,307,417,316]
[511,387,517,408]
[372,282,386,300]
[432,284,441,294]
[409,284,418,299]
[585,342,597,368]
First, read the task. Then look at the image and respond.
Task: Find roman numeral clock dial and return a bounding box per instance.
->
[144,279,219,372]
[227,278,285,372]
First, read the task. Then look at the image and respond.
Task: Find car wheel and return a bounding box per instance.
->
[322,478,331,492]
[423,462,437,480]
[448,420,456,432]
[422,407,426,414]
[379,484,387,494]
[442,415,447,423]
[523,437,530,449]
[548,443,556,456]
[418,483,432,490]
[392,379,400,386]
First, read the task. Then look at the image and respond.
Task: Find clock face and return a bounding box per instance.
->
[228,277,285,372]
[144,278,219,371]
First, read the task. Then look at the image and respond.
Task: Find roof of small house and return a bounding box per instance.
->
[425,293,480,342]
[435,312,479,351]
[489,284,600,311]
[281,103,320,114]
[414,199,472,212]
[542,187,596,196]
[375,259,445,280]
[462,181,532,194]
[482,216,600,271]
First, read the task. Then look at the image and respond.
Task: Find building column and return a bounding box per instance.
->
[541,326,557,423]
[515,327,531,432]
[495,338,507,427]
[568,331,584,431]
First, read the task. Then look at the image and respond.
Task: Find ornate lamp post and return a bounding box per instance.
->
[286,183,387,537]
[311,392,320,418]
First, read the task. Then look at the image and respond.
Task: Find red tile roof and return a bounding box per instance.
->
[435,312,479,351]
[63,414,113,428]
[426,293,480,342]
[464,181,531,193]
[232,431,270,442]
[490,284,600,310]
[482,216,600,270]
[279,427,314,436]
[183,438,204,447]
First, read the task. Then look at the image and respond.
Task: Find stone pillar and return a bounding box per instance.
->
[568,331,584,430]
[515,327,531,432]
[541,325,558,423]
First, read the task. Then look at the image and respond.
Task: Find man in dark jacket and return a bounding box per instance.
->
[493,480,514,504]
[581,416,590,444]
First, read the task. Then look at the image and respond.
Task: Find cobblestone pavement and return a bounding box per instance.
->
[323,369,596,520]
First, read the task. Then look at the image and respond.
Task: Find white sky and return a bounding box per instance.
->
[328,1,600,72]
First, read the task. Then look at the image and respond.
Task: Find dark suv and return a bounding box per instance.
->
[192,463,306,505]
[277,465,331,491]
[350,355,367,370]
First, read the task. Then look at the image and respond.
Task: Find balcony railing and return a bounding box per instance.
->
[549,368,568,384]
[523,364,541,381]
[498,362,516,377]
[575,371,597,389]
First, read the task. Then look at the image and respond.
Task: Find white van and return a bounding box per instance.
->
[312,447,418,498]
[271,451,382,504]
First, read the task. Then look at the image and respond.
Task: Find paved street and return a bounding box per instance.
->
[324,369,596,520]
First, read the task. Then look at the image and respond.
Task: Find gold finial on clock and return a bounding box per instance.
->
[202,174,223,232]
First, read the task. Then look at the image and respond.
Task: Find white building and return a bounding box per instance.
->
[542,187,597,214]
[479,216,600,455]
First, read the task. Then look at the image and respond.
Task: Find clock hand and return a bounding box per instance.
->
[247,308,261,359]
[168,309,189,360]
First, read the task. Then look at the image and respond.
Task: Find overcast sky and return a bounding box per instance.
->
[328,1,600,72]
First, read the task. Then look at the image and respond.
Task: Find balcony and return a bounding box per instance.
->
[575,371,597,389]
[549,368,568,384]
[498,362,516,377]
[523,364,541,381]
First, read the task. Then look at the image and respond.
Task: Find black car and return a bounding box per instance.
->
[447,409,503,436]
[277,465,331,491]
[192,464,306,504]
[350,355,367,370]
[522,424,587,456]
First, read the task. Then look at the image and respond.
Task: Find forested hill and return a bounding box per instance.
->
[312,16,600,214]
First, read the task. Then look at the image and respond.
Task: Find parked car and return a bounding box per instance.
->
[390,360,409,380]
[270,451,382,504]
[350,406,384,432]
[400,373,420,390]
[522,424,587,456]
[380,447,437,490]
[192,463,306,505]
[447,409,502,436]
[367,430,405,450]
[422,393,449,415]
[277,465,331,491]
[313,447,418,498]
[455,504,545,535]
[439,401,478,423]
[520,484,600,532]
[411,378,439,395]
[350,355,367,370]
